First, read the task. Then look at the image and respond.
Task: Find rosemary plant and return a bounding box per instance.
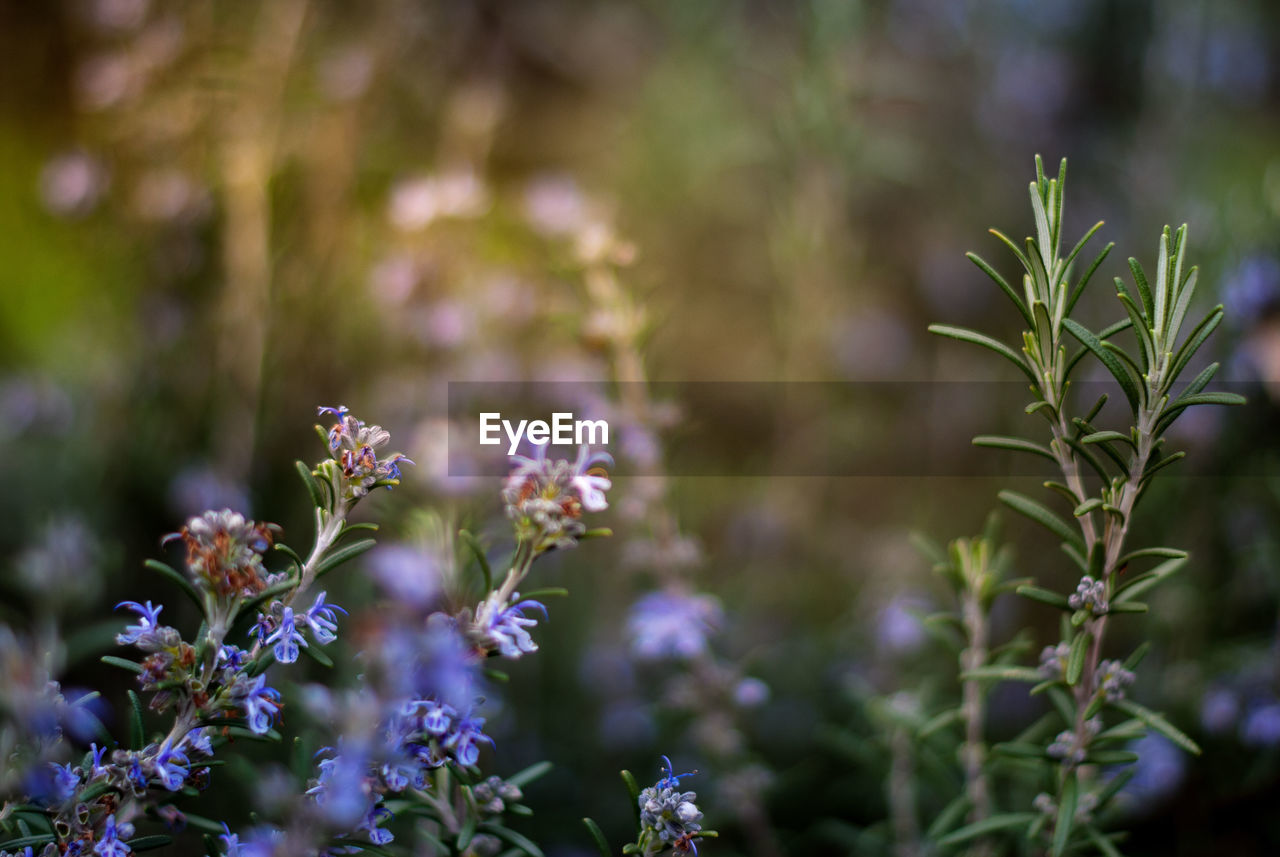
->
[927,157,1245,855]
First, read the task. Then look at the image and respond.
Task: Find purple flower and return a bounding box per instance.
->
[265,607,307,664]
[419,700,455,737]
[219,823,241,857]
[88,743,109,779]
[1241,700,1280,747]
[445,712,493,767]
[626,590,722,661]
[472,595,546,659]
[219,645,250,673]
[94,814,130,857]
[238,675,282,735]
[180,727,214,757]
[153,737,189,791]
[357,805,395,845]
[307,749,371,827]
[303,592,346,645]
[50,762,80,802]
[115,600,163,645]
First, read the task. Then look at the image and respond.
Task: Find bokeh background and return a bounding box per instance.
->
[3,1,1280,855]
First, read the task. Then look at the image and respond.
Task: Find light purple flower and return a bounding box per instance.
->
[238,675,281,735]
[303,592,346,645]
[264,607,307,664]
[94,814,130,857]
[153,737,189,791]
[115,600,163,645]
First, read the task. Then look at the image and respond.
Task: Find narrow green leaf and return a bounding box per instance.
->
[1066,242,1115,314]
[460,530,494,593]
[518,588,570,600]
[1127,257,1154,320]
[0,836,56,850]
[1115,291,1154,371]
[1116,547,1186,567]
[582,819,612,857]
[1113,699,1202,755]
[125,836,173,852]
[295,460,324,509]
[143,559,203,610]
[1114,556,1187,603]
[972,435,1057,461]
[507,760,553,788]
[1108,602,1148,614]
[925,794,972,839]
[959,665,1044,683]
[928,324,1037,384]
[1081,430,1134,449]
[300,642,334,667]
[967,251,1034,327]
[480,822,545,857]
[999,490,1085,554]
[919,708,963,739]
[1066,631,1091,686]
[1073,498,1102,517]
[313,538,376,580]
[1052,772,1078,856]
[1084,750,1140,765]
[1063,318,1140,412]
[1123,641,1151,671]
[936,812,1037,848]
[992,741,1049,759]
[101,655,143,674]
[1017,585,1072,610]
[1084,825,1126,857]
[1168,306,1224,383]
[621,770,642,826]
[127,690,145,749]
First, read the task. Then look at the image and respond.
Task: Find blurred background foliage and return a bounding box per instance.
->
[1,0,1280,855]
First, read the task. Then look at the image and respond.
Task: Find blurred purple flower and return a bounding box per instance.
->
[627,589,723,661]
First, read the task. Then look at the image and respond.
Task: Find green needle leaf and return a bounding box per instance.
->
[928,324,1038,384]
[999,490,1086,554]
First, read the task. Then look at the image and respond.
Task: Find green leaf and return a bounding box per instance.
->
[1115,291,1154,371]
[300,642,334,667]
[1052,771,1078,856]
[507,760,553,788]
[143,559,203,611]
[973,435,1056,462]
[999,490,1085,554]
[480,822,545,857]
[967,251,1034,327]
[127,690,145,749]
[1127,257,1154,321]
[1073,498,1102,517]
[919,708,962,739]
[959,665,1044,683]
[1085,825,1127,857]
[1017,585,1072,610]
[936,812,1037,848]
[519,588,570,600]
[1112,699,1202,755]
[928,324,1037,384]
[1108,602,1148,614]
[1066,242,1115,314]
[1116,547,1186,567]
[101,654,143,675]
[313,538,376,580]
[621,770,642,826]
[457,805,477,852]
[125,835,173,852]
[992,741,1049,759]
[1167,391,1247,410]
[1063,318,1140,412]
[1123,641,1151,671]
[582,818,612,857]
[295,460,324,509]
[1114,555,1187,603]
[1081,430,1134,449]
[460,529,494,592]
[1168,306,1224,384]
[1066,631,1091,686]
[1084,750,1140,765]
[0,835,56,850]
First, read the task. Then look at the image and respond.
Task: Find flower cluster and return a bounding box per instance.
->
[1067,575,1108,615]
[164,509,280,599]
[253,591,347,665]
[503,445,612,553]
[636,757,705,856]
[1096,660,1136,703]
[318,406,412,499]
[1046,717,1103,767]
